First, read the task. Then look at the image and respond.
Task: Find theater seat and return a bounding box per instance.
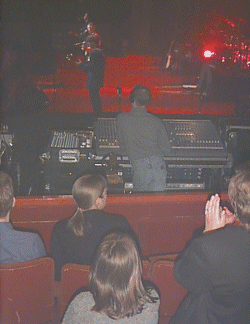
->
[138,214,204,256]
[58,260,152,321]
[58,263,90,321]
[150,258,187,324]
[0,257,55,324]
[149,253,178,264]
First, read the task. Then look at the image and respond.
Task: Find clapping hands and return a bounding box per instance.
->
[203,194,235,233]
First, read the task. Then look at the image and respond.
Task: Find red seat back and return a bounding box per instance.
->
[139,213,204,256]
[59,263,90,321]
[0,257,55,324]
[150,259,187,324]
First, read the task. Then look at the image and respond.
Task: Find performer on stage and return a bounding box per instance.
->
[76,35,105,119]
[81,23,101,52]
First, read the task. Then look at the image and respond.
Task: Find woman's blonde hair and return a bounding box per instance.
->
[67,173,107,236]
[89,232,156,319]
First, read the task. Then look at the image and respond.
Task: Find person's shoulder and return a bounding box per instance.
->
[72,291,94,305]
[139,287,160,322]
[117,112,131,123]
[65,291,95,318]
[203,224,249,241]
[117,112,129,119]
[93,48,105,57]
[11,228,43,245]
[149,113,165,124]
[103,212,128,222]
[87,210,127,222]
[190,225,239,250]
[52,218,69,234]
[54,218,69,228]
[102,212,131,230]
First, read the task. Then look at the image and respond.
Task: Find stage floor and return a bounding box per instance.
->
[34,55,235,116]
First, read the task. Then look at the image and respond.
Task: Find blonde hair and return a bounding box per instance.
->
[89,232,156,319]
[228,169,250,228]
[67,174,107,236]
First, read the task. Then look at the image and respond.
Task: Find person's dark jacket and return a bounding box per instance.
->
[50,209,134,280]
[170,225,250,324]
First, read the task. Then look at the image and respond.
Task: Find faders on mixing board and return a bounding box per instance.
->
[49,131,93,150]
[94,118,120,155]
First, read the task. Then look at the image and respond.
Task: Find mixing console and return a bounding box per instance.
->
[163,119,228,164]
[164,120,224,149]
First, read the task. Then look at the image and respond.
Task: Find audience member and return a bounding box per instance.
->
[62,231,160,323]
[170,168,250,324]
[50,173,134,280]
[116,85,171,192]
[0,171,46,264]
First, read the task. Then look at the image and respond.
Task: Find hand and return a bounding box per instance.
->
[204,194,235,233]
[75,59,83,65]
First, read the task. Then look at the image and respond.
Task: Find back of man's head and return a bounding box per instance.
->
[129,85,151,106]
[0,171,14,219]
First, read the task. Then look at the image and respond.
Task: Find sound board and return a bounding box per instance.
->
[163,119,228,166]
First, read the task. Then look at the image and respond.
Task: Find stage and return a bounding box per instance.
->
[1,54,250,197]
[33,54,236,117]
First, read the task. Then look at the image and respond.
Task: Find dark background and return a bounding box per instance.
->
[1,0,250,57]
[1,0,250,195]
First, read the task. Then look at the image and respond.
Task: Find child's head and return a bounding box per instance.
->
[89,232,147,319]
[72,173,107,211]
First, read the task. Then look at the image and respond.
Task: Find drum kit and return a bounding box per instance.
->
[219,17,250,69]
[165,16,250,73]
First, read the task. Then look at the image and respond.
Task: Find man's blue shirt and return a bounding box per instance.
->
[0,222,46,264]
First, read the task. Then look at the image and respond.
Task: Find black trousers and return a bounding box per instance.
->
[89,87,102,118]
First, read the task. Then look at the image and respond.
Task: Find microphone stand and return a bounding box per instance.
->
[117,85,122,113]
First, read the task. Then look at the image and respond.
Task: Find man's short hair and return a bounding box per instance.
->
[0,171,14,218]
[129,85,151,106]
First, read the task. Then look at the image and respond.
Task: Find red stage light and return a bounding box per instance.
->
[203,50,215,58]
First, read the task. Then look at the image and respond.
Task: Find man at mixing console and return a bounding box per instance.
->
[116,85,171,192]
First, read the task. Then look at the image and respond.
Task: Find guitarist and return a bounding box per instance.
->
[78,23,101,61]
[76,35,105,119]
